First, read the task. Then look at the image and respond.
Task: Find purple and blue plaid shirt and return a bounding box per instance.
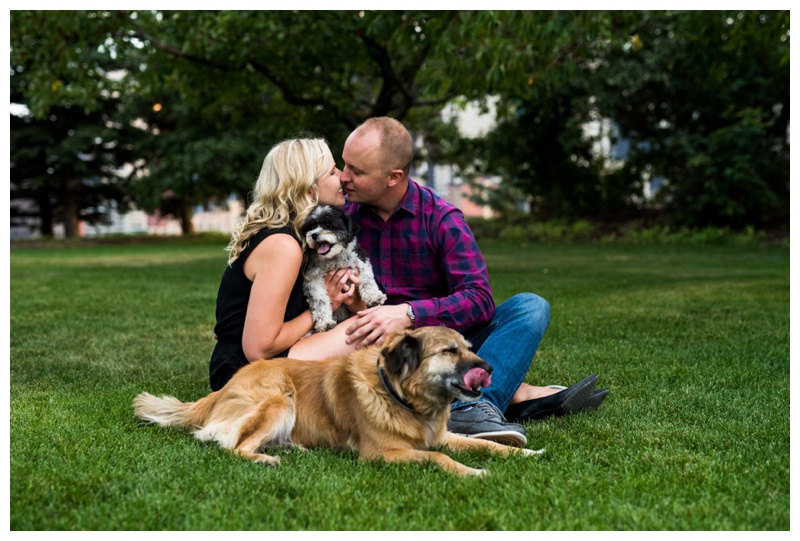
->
[346,179,495,331]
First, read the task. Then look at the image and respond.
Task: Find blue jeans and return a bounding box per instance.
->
[455,293,551,413]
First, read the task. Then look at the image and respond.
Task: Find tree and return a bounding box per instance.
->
[11,11,788,234]
[13,10,627,234]
[10,80,142,238]
[594,10,790,229]
[10,12,146,237]
[444,12,646,220]
[459,80,636,221]
[123,90,283,234]
[450,11,789,230]
[12,11,628,140]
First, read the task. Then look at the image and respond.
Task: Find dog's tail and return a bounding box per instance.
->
[134,392,212,429]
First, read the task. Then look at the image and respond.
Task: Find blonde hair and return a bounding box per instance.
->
[355,117,414,176]
[226,138,332,265]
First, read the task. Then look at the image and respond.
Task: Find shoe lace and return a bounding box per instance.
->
[472,401,507,422]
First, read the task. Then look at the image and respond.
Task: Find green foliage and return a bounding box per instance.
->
[10,239,789,529]
[467,216,775,246]
[9,11,130,118]
[462,11,789,230]
[594,11,789,229]
[9,10,790,234]
[465,84,630,220]
[10,73,144,237]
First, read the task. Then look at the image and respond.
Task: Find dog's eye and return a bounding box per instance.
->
[443,345,458,355]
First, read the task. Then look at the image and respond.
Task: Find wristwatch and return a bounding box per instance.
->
[406,304,416,328]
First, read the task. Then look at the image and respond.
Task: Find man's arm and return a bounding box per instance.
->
[408,208,495,331]
[346,208,494,348]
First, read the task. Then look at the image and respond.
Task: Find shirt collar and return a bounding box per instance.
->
[396,178,419,217]
[350,178,420,219]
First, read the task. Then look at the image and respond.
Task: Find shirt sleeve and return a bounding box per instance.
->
[409,208,495,331]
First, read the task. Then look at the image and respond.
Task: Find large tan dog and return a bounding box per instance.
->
[134,326,543,476]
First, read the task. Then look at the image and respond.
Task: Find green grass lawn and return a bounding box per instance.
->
[9,237,790,530]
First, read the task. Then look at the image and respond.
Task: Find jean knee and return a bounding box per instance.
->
[505,292,550,328]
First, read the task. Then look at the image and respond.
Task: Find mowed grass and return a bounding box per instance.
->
[9,237,790,530]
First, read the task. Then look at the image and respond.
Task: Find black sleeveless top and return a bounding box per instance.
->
[209,226,308,391]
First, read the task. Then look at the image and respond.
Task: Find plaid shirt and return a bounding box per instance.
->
[346,179,495,331]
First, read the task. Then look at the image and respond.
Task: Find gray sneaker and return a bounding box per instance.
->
[447,401,527,447]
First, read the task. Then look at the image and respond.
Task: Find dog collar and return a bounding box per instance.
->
[378,365,415,413]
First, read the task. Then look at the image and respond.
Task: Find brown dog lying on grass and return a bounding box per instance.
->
[134,326,543,476]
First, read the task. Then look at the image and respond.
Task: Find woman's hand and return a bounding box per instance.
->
[341,269,367,313]
[324,268,357,312]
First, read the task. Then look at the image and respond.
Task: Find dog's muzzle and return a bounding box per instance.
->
[306,232,333,256]
[451,361,493,400]
[313,241,332,256]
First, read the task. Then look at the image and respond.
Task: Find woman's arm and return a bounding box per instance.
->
[241,233,313,360]
[287,316,360,360]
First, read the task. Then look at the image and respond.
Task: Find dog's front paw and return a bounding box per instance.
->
[521,447,545,457]
[246,453,281,466]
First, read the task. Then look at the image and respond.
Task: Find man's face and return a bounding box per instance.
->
[340,129,390,205]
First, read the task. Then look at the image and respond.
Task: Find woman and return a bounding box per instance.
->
[209,138,363,391]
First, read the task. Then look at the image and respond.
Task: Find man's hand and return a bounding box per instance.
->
[345,304,413,349]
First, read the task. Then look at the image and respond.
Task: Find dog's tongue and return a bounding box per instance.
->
[464,367,492,391]
[317,243,331,255]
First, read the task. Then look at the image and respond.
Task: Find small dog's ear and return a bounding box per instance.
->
[382,334,422,378]
[347,214,360,238]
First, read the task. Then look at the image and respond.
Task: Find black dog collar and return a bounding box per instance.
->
[378,364,415,413]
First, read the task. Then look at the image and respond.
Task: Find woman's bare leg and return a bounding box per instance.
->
[509,382,561,405]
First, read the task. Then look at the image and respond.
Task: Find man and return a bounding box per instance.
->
[340,117,608,446]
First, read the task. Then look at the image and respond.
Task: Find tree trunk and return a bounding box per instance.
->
[37,189,54,237]
[61,178,81,238]
[179,198,194,235]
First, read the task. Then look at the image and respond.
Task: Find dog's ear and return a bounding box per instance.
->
[382,334,422,379]
[346,213,360,238]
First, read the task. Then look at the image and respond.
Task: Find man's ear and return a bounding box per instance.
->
[386,169,405,188]
[382,334,422,379]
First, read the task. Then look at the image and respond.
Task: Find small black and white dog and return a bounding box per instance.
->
[301,205,387,332]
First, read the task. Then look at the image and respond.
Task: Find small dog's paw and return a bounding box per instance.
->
[361,289,387,307]
[316,320,337,333]
[466,467,489,477]
[311,312,337,333]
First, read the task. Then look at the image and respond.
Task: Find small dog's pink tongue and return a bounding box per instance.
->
[317,243,331,255]
[464,367,491,391]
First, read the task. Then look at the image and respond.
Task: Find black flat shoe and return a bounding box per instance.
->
[505,374,598,422]
[581,388,609,412]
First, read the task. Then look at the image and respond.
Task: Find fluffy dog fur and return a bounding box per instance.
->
[134,326,543,476]
[300,205,386,332]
